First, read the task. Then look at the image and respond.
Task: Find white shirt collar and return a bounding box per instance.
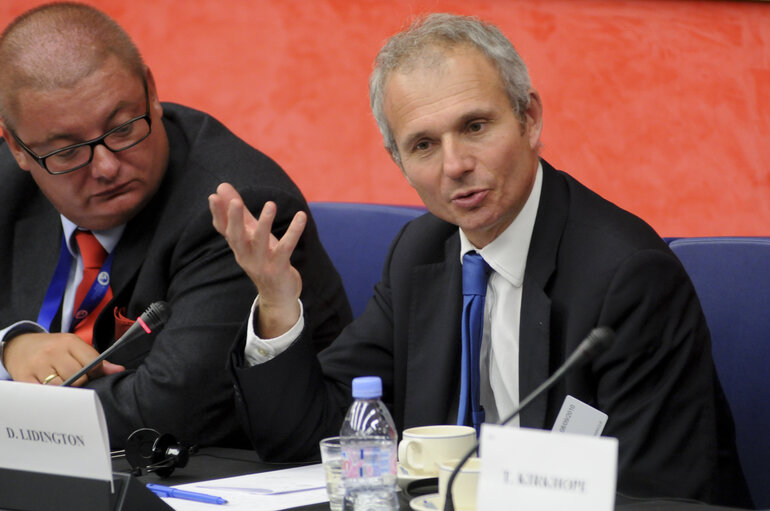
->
[459,161,543,288]
[61,215,125,257]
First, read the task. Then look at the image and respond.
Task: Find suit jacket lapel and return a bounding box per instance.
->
[403,232,462,428]
[92,180,166,349]
[109,215,154,298]
[13,204,62,322]
[519,161,569,429]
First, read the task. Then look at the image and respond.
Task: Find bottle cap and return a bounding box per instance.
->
[352,376,382,399]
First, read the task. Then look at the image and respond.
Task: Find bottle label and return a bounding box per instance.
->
[341,444,396,479]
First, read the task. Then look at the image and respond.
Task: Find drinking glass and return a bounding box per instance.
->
[320,436,344,511]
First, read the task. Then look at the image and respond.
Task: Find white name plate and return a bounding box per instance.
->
[478,424,617,511]
[0,381,112,482]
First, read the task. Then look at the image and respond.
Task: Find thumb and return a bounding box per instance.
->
[101,361,126,375]
[87,360,126,380]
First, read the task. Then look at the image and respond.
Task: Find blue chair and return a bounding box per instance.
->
[669,237,770,509]
[309,202,426,318]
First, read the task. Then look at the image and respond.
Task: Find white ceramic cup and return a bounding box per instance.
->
[398,425,476,476]
[438,457,481,511]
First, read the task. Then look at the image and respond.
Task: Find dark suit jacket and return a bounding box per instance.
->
[232,161,750,507]
[0,103,351,449]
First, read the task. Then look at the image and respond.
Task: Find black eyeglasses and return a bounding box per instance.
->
[9,81,152,175]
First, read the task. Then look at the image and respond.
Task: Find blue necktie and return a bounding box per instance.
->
[457,252,491,433]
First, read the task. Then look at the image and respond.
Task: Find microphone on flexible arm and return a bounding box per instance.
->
[442,326,615,511]
[61,301,171,387]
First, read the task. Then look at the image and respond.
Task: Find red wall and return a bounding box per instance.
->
[2,0,768,236]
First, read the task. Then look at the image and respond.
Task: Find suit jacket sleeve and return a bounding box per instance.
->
[589,248,746,504]
[85,187,350,449]
[230,220,413,461]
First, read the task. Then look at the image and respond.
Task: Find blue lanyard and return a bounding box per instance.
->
[37,234,114,332]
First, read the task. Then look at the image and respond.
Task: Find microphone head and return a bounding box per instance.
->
[582,326,615,360]
[141,301,171,330]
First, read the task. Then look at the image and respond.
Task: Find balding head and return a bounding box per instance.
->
[0,2,145,128]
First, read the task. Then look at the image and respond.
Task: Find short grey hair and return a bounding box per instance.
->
[369,13,532,166]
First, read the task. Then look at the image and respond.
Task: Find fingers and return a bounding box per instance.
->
[226,196,265,260]
[210,183,308,260]
[39,349,124,388]
[5,333,85,383]
[40,372,62,385]
[249,200,276,248]
[214,182,241,203]
[209,182,243,235]
[210,183,266,260]
[209,184,306,327]
[276,209,307,260]
[247,201,307,257]
[47,339,102,387]
[209,182,259,237]
[222,199,306,272]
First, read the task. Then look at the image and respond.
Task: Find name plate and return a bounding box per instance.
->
[477,424,617,511]
[0,380,111,482]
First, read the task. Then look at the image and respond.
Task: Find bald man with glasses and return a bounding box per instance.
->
[0,3,351,449]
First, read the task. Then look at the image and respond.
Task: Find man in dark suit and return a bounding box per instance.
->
[210,13,751,507]
[0,3,351,449]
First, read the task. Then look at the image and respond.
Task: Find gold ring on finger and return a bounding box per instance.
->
[42,373,58,385]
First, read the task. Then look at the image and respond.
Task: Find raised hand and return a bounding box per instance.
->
[209,183,306,338]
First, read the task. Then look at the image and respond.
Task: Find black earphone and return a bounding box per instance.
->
[113,428,197,478]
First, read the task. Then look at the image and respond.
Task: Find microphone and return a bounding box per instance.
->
[62,301,170,387]
[442,326,615,511]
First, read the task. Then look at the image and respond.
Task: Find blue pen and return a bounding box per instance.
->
[147,483,228,505]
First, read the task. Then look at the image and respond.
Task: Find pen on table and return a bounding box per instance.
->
[147,483,228,505]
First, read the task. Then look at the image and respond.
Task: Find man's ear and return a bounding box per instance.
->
[524,90,544,150]
[144,67,163,118]
[0,122,33,172]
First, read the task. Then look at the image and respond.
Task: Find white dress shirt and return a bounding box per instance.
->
[459,162,542,427]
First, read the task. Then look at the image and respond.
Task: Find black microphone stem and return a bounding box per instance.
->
[61,301,170,387]
[443,327,615,511]
[442,363,565,511]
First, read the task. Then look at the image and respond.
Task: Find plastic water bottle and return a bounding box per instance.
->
[340,376,398,510]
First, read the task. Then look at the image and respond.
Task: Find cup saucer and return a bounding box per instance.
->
[409,492,441,511]
[397,463,435,491]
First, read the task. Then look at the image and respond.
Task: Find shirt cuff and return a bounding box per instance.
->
[244,296,304,367]
[0,321,48,380]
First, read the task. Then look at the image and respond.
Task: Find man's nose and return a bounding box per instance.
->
[89,143,120,180]
[442,137,474,179]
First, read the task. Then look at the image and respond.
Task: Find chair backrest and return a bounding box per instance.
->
[669,237,770,509]
[309,202,426,318]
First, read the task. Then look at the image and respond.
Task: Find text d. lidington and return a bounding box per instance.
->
[5,427,86,447]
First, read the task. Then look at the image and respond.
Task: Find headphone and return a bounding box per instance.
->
[113,428,197,478]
